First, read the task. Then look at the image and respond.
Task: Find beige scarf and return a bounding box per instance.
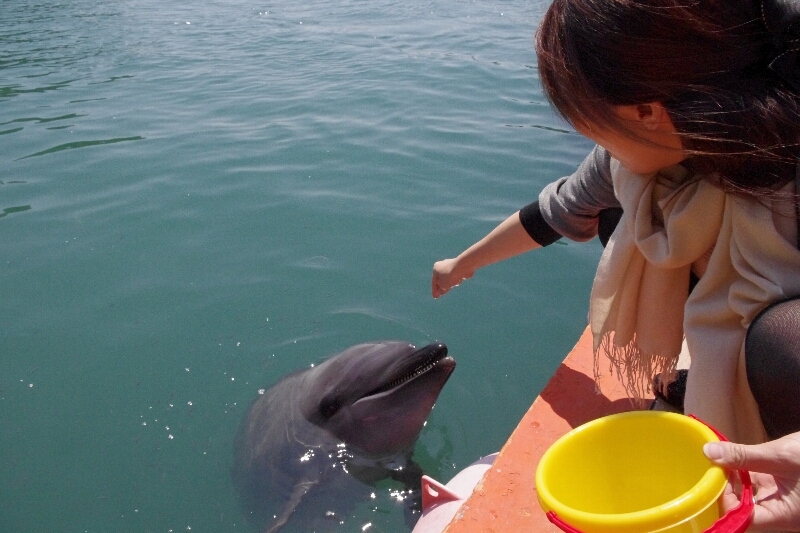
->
[590,159,800,443]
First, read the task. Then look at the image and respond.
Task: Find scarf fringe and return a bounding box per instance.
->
[594,331,679,402]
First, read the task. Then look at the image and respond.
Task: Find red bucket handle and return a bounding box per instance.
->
[546,511,583,533]
[545,415,754,533]
[688,415,754,533]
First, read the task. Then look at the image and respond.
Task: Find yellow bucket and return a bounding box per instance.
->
[535,411,753,533]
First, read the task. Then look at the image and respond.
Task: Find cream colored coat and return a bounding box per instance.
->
[590,159,800,444]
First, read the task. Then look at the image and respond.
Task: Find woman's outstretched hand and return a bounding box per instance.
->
[704,432,800,531]
[432,258,474,298]
[431,211,541,299]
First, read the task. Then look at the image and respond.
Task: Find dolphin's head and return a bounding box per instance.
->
[298,341,455,457]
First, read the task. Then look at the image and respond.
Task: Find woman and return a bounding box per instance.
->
[433,0,800,446]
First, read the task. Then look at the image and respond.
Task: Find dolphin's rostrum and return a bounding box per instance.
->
[232,341,455,533]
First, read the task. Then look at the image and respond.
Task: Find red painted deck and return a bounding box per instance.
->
[443,326,652,533]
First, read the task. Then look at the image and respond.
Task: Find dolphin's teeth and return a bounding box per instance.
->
[367,356,443,395]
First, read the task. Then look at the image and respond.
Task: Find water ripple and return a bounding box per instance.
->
[0,79,78,98]
[16,136,144,160]
[0,113,86,126]
[0,205,32,219]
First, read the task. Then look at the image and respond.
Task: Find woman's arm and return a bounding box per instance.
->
[431,211,540,298]
[431,144,619,298]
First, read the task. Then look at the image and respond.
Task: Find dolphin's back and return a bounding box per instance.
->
[232,371,346,531]
[234,372,306,490]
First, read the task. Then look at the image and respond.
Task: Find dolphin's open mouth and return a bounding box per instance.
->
[364,343,452,396]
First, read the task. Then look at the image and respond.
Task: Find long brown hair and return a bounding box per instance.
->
[535,0,800,193]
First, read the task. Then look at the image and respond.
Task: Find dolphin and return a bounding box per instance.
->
[232,341,455,533]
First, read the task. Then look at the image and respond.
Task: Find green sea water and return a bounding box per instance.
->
[1,0,602,531]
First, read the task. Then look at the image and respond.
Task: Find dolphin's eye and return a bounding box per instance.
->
[319,398,341,418]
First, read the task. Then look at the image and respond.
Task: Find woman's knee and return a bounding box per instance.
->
[745,296,800,439]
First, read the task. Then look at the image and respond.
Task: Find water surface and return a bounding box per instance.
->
[1,1,601,531]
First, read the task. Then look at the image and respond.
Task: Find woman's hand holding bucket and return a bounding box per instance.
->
[704,433,800,532]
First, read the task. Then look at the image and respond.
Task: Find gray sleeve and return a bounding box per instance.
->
[538,144,619,242]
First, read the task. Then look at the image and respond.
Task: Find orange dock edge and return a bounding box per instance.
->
[442,326,652,533]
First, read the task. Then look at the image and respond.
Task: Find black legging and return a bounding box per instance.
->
[598,208,800,439]
[745,296,800,440]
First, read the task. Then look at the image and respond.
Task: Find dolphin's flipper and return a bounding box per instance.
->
[348,456,424,490]
[262,479,319,533]
[389,458,424,490]
[391,458,425,526]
